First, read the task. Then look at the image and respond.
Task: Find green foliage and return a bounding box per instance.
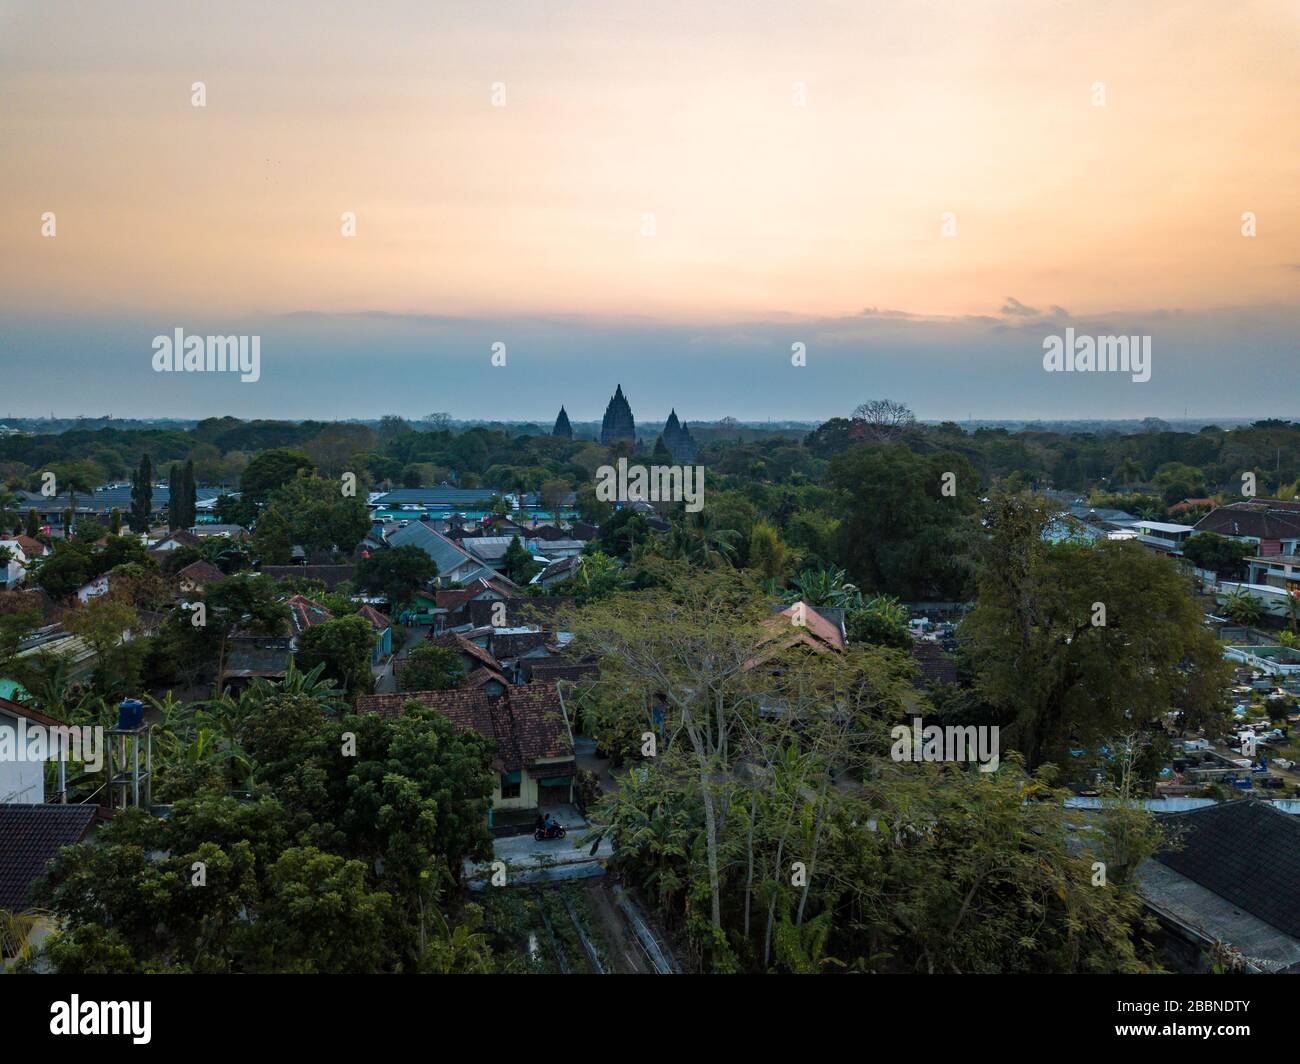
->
[963,490,1231,768]
[825,443,978,600]
[1183,532,1253,580]
[239,449,314,504]
[128,453,153,532]
[846,595,912,649]
[398,643,464,692]
[502,534,539,584]
[355,545,438,609]
[294,614,376,697]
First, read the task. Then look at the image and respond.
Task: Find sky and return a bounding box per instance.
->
[1,0,1297,422]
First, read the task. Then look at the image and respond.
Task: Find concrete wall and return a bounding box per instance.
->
[0,709,45,804]
[491,769,539,811]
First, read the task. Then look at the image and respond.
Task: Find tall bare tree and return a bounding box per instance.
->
[850,399,916,441]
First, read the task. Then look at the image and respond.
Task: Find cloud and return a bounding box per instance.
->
[1000,296,1041,318]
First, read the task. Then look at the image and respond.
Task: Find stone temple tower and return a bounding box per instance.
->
[661,409,698,462]
[552,406,573,439]
[600,385,636,445]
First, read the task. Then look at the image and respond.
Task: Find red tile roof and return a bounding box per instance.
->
[355,604,391,631]
[427,630,503,674]
[746,601,846,667]
[13,535,47,557]
[176,560,226,585]
[354,681,572,772]
[1194,501,1300,541]
[433,577,516,611]
[284,594,334,636]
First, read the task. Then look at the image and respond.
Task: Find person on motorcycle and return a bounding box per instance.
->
[542,812,555,832]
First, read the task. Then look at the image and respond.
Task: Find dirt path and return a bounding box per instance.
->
[582,880,653,974]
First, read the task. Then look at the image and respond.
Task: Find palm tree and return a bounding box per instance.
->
[652,513,741,569]
[1,908,50,967]
[783,566,861,608]
[1222,587,1265,626]
[859,593,909,627]
[247,659,347,713]
[773,910,844,973]
[420,905,494,974]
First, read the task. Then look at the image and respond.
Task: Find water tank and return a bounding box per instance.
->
[117,698,144,730]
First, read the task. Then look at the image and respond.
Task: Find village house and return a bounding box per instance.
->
[150,528,203,553]
[530,554,580,590]
[1195,499,1300,579]
[355,603,393,665]
[0,539,29,589]
[0,696,60,805]
[386,521,508,586]
[354,682,577,823]
[175,559,226,594]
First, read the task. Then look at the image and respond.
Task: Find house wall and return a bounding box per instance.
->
[532,756,575,805]
[491,769,539,811]
[76,575,110,603]
[0,708,45,804]
[0,542,27,588]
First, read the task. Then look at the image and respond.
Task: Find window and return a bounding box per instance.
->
[500,771,521,799]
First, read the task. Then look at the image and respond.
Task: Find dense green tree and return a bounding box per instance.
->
[825,443,978,600]
[252,505,293,565]
[355,545,437,609]
[397,643,465,692]
[294,615,376,697]
[501,534,538,584]
[1182,531,1252,580]
[29,540,94,600]
[963,490,1231,769]
[846,595,912,648]
[240,449,314,504]
[128,455,153,535]
[263,476,370,558]
[594,507,648,559]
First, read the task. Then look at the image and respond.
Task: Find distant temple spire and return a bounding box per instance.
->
[552,405,572,439]
[600,385,636,445]
[661,408,698,462]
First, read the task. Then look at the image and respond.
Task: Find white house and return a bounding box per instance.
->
[0,698,48,804]
[0,540,28,589]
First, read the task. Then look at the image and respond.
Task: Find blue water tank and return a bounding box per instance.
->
[117,699,144,730]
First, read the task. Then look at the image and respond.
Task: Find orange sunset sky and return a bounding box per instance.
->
[2,0,1297,322]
